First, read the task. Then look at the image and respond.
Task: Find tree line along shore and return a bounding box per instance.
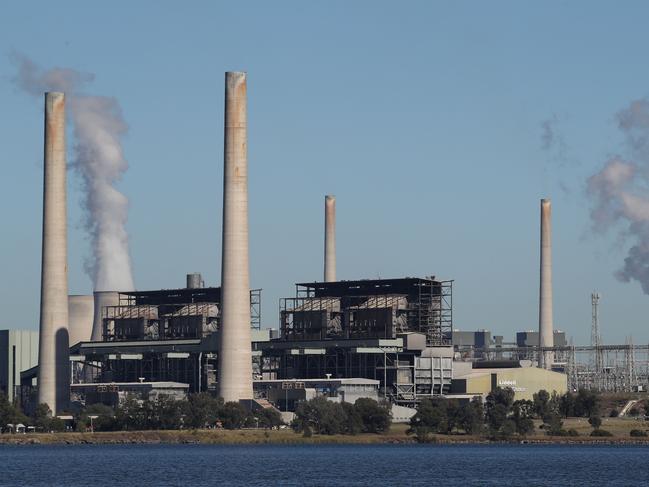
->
[2,388,649,444]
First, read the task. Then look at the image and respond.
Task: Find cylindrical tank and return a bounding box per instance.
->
[187,273,203,289]
[68,295,94,346]
[90,291,120,341]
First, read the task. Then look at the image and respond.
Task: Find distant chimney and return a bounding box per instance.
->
[539,199,554,369]
[187,273,203,289]
[324,195,336,282]
[217,72,253,402]
[37,92,70,414]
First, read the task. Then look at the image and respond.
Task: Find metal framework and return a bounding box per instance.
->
[101,288,262,341]
[460,343,649,393]
[257,342,453,405]
[281,278,453,345]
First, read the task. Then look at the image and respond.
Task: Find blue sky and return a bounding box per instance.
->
[1,1,649,344]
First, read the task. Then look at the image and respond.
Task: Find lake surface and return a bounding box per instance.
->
[1,443,647,486]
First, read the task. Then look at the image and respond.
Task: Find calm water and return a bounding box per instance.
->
[1,444,648,486]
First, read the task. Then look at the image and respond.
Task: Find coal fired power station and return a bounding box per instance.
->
[6,69,576,425]
[37,92,70,414]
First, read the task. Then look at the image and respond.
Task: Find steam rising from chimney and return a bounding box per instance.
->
[587,99,649,294]
[12,54,135,292]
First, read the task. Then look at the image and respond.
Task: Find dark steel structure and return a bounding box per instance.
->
[280,278,452,346]
[101,288,262,341]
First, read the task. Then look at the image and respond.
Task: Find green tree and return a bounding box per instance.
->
[77,403,116,431]
[558,392,576,418]
[457,397,484,435]
[533,390,551,419]
[353,398,392,433]
[485,388,515,439]
[588,414,602,429]
[443,399,461,434]
[31,403,53,432]
[114,395,147,430]
[574,389,600,417]
[340,402,362,435]
[293,397,347,435]
[256,407,283,429]
[512,400,535,436]
[183,393,223,429]
[0,393,28,431]
[151,396,183,430]
[407,398,449,441]
[219,402,250,430]
[544,411,566,436]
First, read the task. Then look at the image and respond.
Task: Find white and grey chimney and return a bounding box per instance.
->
[37,92,70,414]
[539,198,554,369]
[324,195,336,282]
[217,72,253,402]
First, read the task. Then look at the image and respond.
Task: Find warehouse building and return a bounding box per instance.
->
[450,360,567,401]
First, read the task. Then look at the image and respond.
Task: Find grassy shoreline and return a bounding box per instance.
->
[2,419,649,446]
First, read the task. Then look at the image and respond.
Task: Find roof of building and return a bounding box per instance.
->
[296,277,451,298]
[71,381,189,389]
[120,287,222,305]
[254,378,380,385]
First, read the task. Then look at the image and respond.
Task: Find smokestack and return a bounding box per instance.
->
[90,291,120,341]
[217,72,253,402]
[539,198,554,369]
[68,295,94,346]
[324,195,336,282]
[37,92,70,413]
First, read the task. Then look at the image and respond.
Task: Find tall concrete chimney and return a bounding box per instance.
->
[38,92,70,413]
[217,72,253,402]
[324,195,336,282]
[539,198,554,369]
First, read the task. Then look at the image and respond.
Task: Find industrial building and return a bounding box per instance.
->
[20,275,459,410]
[516,330,567,348]
[0,330,38,402]
[70,381,189,407]
[59,281,262,393]
[451,360,568,401]
[255,277,455,405]
[254,378,380,412]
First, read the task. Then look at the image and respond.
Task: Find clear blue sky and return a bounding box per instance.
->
[1,1,648,344]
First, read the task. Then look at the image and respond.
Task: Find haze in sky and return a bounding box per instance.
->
[2,1,649,345]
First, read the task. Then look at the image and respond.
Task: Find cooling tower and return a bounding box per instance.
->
[217,71,253,402]
[324,195,336,282]
[37,92,70,414]
[539,199,554,369]
[68,295,94,346]
[90,291,120,342]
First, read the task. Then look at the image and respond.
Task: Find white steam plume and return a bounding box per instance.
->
[587,99,649,294]
[12,54,135,292]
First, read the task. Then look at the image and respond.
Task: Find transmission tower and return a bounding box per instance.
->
[625,336,637,392]
[591,292,604,390]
